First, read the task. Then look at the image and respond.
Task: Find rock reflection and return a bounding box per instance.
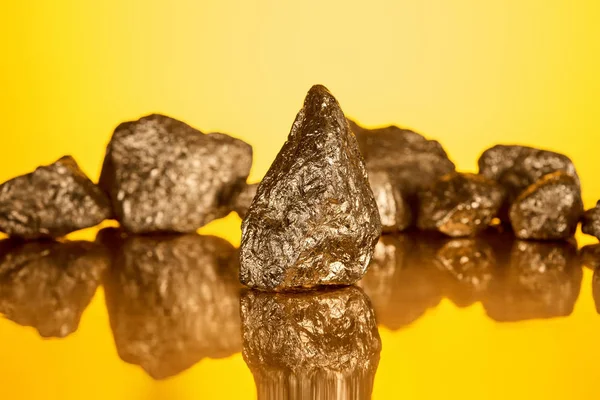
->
[0,239,108,337]
[580,244,600,270]
[482,240,581,321]
[580,244,600,313]
[102,230,242,380]
[433,238,495,308]
[241,287,381,400]
[361,231,582,327]
[593,268,600,314]
[358,234,444,329]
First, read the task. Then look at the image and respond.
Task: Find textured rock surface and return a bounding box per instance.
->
[433,238,495,307]
[509,171,583,240]
[103,232,242,379]
[499,148,580,195]
[478,145,528,182]
[241,287,381,400]
[233,183,259,220]
[349,120,455,198]
[0,156,112,238]
[348,120,454,232]
[478,145,580,222]
[358,234,443,329]
[99,114,252,233]
[417,172,505,237]
[478,145,579,187]
[240,86,381,291]
[483,240,581,321]
[581,201,600,240]
[368,169,412,232]
[0,239,108,337]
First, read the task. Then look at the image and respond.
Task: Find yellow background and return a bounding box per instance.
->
[1,0,600,399]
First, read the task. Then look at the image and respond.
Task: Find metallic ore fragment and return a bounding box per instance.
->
[0,239,108,337]
[417,172,505,237]
[368,169,412,232]
[509,172,583,240]
[478,145,580,222]
[483,240,581,321]
[433,238,495,307]
[233,183,259,219]
[99,114,252,233]
[103,232,242,379]
[479,145,579,187]
[240,86,381,291]
[478,145,528,181]
[349,120,455,197]
[581,201,600,240]
[241,287,381,400]
[0,156,112,238]
[358,234,443,329]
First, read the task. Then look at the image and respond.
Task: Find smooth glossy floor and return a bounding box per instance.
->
[0,219,598,400]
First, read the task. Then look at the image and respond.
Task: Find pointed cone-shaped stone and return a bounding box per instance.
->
[240,85,381,291]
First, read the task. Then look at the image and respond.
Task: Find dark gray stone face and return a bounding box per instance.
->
[509,172,583,240]
[350,120,455,199]
[99,114,253,234]
[102,232,242,380]
[368,169,413,232]
[0,239,108,338]
[0,156,112,239]
[233,183,259,220]
[499,148,580,193]
[241,287,381,400]
[358,234,444,330]
[417,172,505,237]
[581,201,600,240]
[482,240,581,321]
[240,86,381,291]
[478,145,528,182]
[478,145,580,221]
[479,145,579,185]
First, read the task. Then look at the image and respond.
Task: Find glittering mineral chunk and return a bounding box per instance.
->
[478,145,528,181]
[368,169,412,232]
[240,85,381,291]
[483,240,581,321]
[358,234,443,329]
[0,156,112,239]
[433,238,495,307]
[416,172,505,237]
[581,201,600,240]
[478,145,580,222]
[499,148,580,192]
[102,231,242,380]
[0,239,108,337]
[479,145,579,186]
[99,114,252,233]
[509,171,583,240]
[350,119,455,199]
[241,287,381,399]
[233,183,258,220]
